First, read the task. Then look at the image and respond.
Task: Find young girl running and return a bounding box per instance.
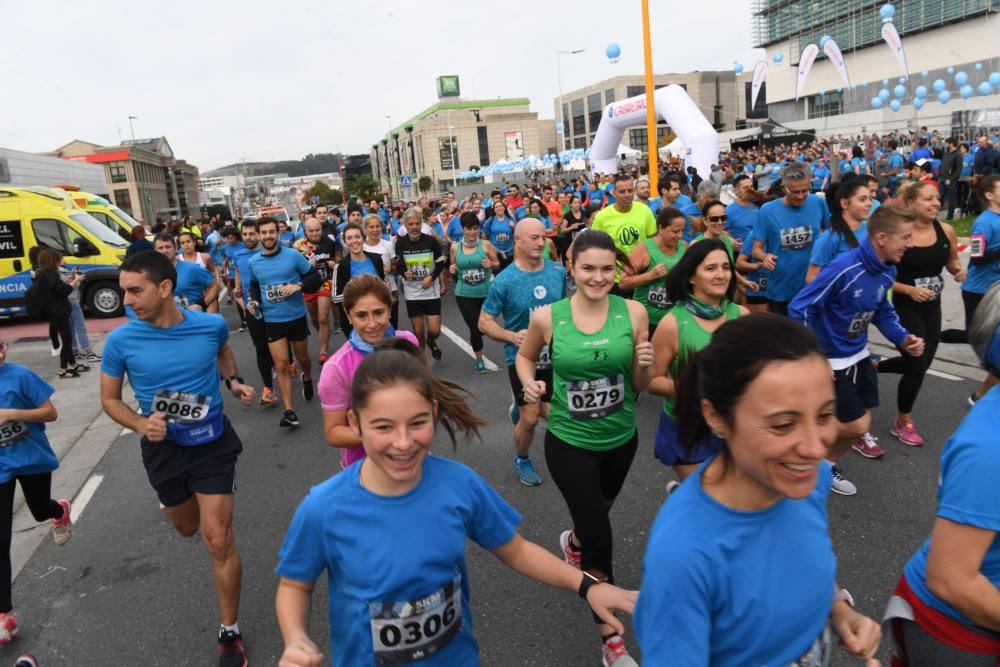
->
[277,341,636,666]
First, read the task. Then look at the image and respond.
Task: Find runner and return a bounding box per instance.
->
[318,275,418,471]
[736,225,771,314]
[293,218,338,363]
[362,213,399,328]
[332,222,385,339]
[877,181,965,448]
[178,231,222,314]
[963,174,1000,404]
[153,234,220,312]
[648,239,747,488]
[99,250,255,667]
[789,204,926,497]
[450,213,499,375]
[885,284,1000,665]
[618,207,687,339]
[636,314,882,665]
[751,162,830,315]
[516,229,652,667]
[691,200,760,294]
[805,179,870,283]
[591,174,657,298]
[220,226,246,328]
[247,216,322,428]
[558,195,587,252]
[479,218,566,487]
[394,207,445,359]
[482,201,516,272]
[231,220,278,406]
[0,338,74,645]
[276,341,637,666]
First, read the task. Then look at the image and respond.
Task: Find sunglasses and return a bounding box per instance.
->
[706,215,728,223]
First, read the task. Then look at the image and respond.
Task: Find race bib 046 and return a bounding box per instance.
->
[0,421,29,448]
[780,226,813,250]
[264,283,290,303]
[369,573,462,665]
[566,374,625,420]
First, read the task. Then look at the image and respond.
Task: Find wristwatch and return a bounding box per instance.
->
[224,375,244,390]
[578,571,603,601]
[834,588,855,608]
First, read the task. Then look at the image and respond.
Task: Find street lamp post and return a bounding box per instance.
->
[127,115,150,224]
[556,49,585,152]
[385,115,395,202]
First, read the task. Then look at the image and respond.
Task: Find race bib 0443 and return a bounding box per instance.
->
[369,573,462,665]
[0,421,29,448]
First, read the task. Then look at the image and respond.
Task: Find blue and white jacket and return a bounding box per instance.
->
[789,238,909,370]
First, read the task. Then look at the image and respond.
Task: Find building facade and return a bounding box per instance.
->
[0,147,107,195]
[50,137,200,223]
[370,99,558,197]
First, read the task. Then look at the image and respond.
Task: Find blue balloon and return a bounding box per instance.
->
[734,63,744,74]
[990,72,1000,87]
[947,66,955,75]
[879,88,890,100]
[819,35,831,48]
[955,71,969,86]
[871,96,884,109]
[555,122,564,133]
[862,81,870,87]
[880,3,896,20]
[914,85,928,97]
[899,76,907,83]
[921,70,929,77]
[889,99,902,112]
[932,78,946,92]
[773,52,783,64]
[976,63,984,71]
[913,97,925,110]
[882,79,889,85]
[893,84,906,98]
[960,85,974,99]
[605,43,621,60]
[980,82,994,96]
[938,90,952,104]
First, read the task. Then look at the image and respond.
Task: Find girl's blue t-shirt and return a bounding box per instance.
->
[277,455,522,666]
[484,216,515,253]
[0,363,59,482]
[809,222,867,268]
[636,459,836,666]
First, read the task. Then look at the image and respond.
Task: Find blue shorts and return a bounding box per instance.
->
[653,409,722,466]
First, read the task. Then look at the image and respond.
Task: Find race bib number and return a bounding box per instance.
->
[566,374,625,420]
[847,311,874,338]
[369,573,462,665]
[536,344,551,370]
[647,285,672,309]
[264,283,290,303]
[152,390,210,425]
[969,234,986,259]
[174,294,190,309]
[494,231,510,244]
[0,421,29,448]
[780,226,813,250]
[789,622,833,667]
[757,274,769,289]
[461,268,485,285]
[913,275,943,300]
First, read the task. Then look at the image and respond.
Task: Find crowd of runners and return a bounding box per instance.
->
[1,129,1000,666]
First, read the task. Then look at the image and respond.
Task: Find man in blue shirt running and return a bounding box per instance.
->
[153,234,219,311]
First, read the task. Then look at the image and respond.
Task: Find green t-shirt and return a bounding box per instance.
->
[691,233,735,263]
[592,202,657,257]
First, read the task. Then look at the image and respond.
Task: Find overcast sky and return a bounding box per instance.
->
[3,0,761,171]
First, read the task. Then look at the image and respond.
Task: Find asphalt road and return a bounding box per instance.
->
[0,295,983,666]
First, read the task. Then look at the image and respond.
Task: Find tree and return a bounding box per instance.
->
[306,181,343,206]
[206,204,233,221]
[344,174,382,202]
[418,175,433,194]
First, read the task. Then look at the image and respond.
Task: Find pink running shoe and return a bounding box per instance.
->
[559,530,581,569]
[52,499,72,545]
[601,634,638,667]
[890,418,925,447]
[0,612,18,644]
[852,433,886,459]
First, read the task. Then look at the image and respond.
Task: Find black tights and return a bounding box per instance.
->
[0,474,64,612]
[454,296,485,352]
[49,313,74,369]
[246,315,274,389]
[878,299,941,414]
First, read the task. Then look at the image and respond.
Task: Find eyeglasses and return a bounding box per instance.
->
[784,187,811,196]
[706,215,728,223]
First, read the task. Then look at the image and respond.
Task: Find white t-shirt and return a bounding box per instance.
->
[364,238,397,293]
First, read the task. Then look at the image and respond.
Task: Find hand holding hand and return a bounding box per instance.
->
[585,583,639,636]
[831,604,882,665]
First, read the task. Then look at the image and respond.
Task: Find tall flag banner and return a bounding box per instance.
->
[795,44,820,101]
[751,60,768,111]
[822,39,853,96]
[881,22,909,79]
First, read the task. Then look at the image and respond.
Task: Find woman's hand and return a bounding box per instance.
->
[522,380,546,404]
[634,331,654,369]
[278,637,323,667]
[831,603,882,664]
[585,583,639,636]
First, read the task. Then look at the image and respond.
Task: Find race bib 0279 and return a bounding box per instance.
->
[369,573,462,665]
[566,374,625,420]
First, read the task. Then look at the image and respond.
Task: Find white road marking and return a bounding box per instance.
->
[440,325,499,371]
[119,427,133,437]
[927,368,963,382]
[70,473,104,523]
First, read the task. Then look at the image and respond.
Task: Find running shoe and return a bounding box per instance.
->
[508,399,520,426]
[830,466,857,496]
[601,634,638,667]
[237,324,247,333]
[513,455,541,486]
[427,339,442,360]
[0,612,18,644]
[70,363,90,373]
[665,480,680,497]
[969,391,981,407]
[259,387,277,406]
[318,351,329,365]
[52,499,73,545]
[474,359,487,374]
[85,351,101,363]
[890,418,924,447]
[15,654,38,667]
[74,351,85,360]
[50,343,60,357]
[218,629,247,667]
[279,410,300,428]
[559,530,581,568]
[302,375,314,401]
[852,432,886,459]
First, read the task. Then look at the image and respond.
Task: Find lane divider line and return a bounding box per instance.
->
[70,473,104,523]
[439,325,499,371]
[927,368,963,382]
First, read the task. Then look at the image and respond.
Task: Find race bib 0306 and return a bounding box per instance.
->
[0,421,29,448]
[369,573,462,665]
[566,374,625,420]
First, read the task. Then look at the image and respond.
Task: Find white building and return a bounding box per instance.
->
[0,147,107,195]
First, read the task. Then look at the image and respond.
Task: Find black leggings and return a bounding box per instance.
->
[246,314,274,390]
[454,296,485,352]
[0,473,64,612]
[49,313,74,369]
[544,429,638,620]
[879,298,941,413]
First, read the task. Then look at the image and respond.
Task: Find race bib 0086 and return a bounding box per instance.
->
[152,390,210,425]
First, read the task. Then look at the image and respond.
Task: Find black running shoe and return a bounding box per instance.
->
[427,339,442,360]
[218,629,248,667]
[302,375,314,401]
[279,410,300,428]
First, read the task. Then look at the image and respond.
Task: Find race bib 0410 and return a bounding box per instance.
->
[0,421,29,448]
[369,573,462,665]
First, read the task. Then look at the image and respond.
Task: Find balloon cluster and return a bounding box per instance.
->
[870,68,998,111]
[456,149,592,180]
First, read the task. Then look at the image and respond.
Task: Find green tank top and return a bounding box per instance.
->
[454,241,491,298]
[542,241,552,260]
[548,295,635,451]
[633,239,686,326]
[691,233,734,263]
[662,300,742,419]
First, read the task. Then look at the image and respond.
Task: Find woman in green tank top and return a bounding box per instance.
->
[619,207,687,339]
[516,229,653,666]
[449,214,499,374]
[648,238,747,486]
[691,199,760,296]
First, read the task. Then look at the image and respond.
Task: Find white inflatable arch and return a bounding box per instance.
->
[590,84,717,179]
